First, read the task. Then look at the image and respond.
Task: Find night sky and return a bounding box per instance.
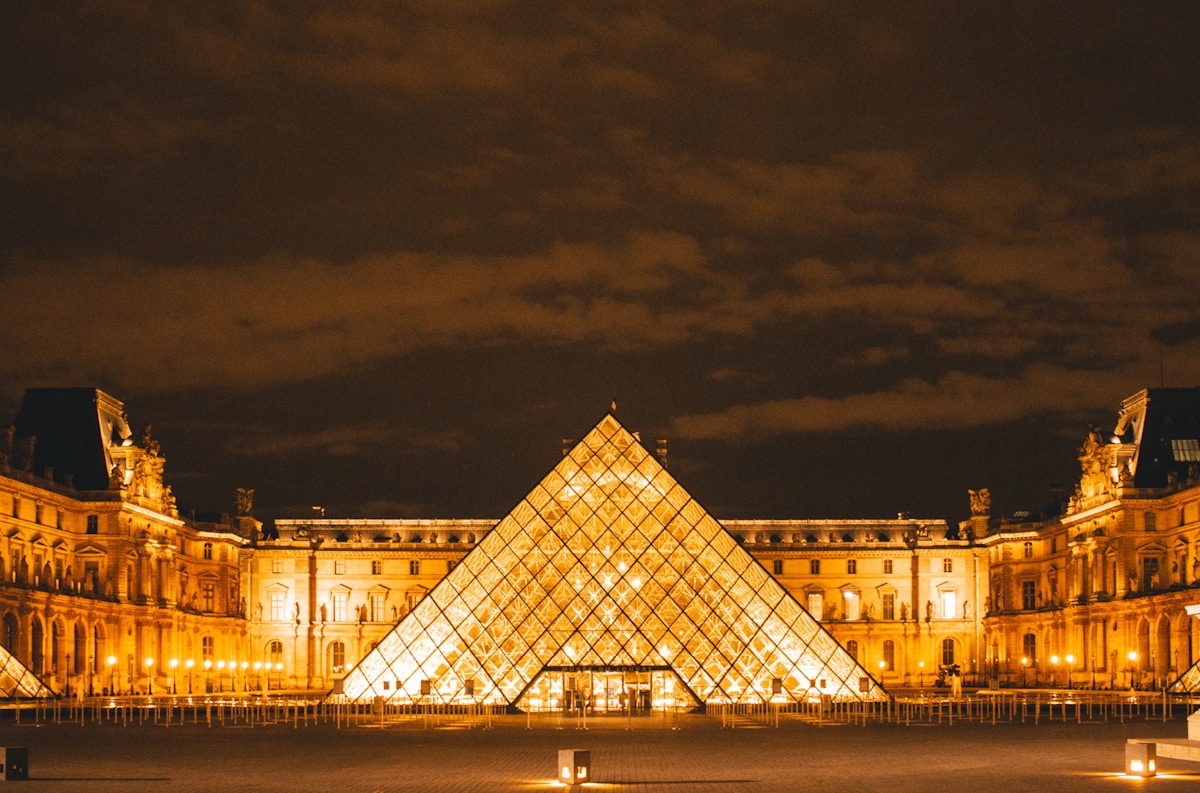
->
[3,3,1199,524]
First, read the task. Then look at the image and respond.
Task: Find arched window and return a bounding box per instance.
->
[1022,633,1037,665]
[846,639,859,660]
[882,640,895,671]
[941,638,956,666]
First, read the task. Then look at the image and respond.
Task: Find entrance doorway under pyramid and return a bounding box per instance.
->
[339,412,887,710]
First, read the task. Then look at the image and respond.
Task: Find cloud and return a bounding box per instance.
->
[225,424,402,457]
[668,363,1184,441]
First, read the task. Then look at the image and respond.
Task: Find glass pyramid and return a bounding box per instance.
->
[0,641,52,699]
[340,412,887,708]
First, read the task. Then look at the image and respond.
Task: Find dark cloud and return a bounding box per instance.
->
[2,1,1199,521]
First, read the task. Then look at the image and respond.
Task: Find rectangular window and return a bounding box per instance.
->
[203,543,213,560]
[772,559,784,575]
[806,592,823,620]
[370,593,385,622]
[1023,542,1033,558]
[409,560,421,576]
[332,592,348,622]
[942,558,953,573]
[882,591,895,620]
[269,590,285,621]
[372,560,383,575]
[1142,557,1159,592]
[939,590,956,619]
[847,559,857,574]
[202,635,214,662]
[843,589,860,620]
[334,559,346,575]
[883,559,893,574]
[809,559,820,575]
[883,640,895,671]
[1022,580,1036,610]
[1144,511,1157,532]
[86,514,99,534]
[1051,537,1058,553]
[1171,438,1200,461]
[202,581,215,612]
[271,558,284,574]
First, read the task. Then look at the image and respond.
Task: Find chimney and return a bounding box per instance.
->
[656,438,668,468]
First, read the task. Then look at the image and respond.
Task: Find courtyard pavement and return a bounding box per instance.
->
[1,709,1198,792]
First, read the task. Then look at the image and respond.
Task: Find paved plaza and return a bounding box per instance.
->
[1,709,1198,793]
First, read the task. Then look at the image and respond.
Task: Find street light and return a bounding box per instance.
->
[144,657,154,695]
[169,658,178,694]
[241,661,249,692]
[254,661,262,692]
[185,659,194,694]
[1127,651,1139,690]
[203,659,213,693]
[66,652,72,698]
[106,655,117,695]
[1050,655,1060,687]
[1021,656,1029,687]
[1064,654,1075,689]
[918,660,925,687]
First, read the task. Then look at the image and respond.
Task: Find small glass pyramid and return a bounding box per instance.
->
[340,412,887,708]
[0,641,53,698]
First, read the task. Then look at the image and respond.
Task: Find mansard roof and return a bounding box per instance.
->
[1114,387,1200,489]
[12,387,133,491]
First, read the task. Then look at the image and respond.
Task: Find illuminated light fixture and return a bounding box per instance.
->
[1125,740,1156,777]
[558,750,590,785]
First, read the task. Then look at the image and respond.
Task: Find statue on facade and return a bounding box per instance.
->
[236,487,255,517]
[968,488,991,516]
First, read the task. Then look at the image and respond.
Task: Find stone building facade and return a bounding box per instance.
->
[3,386,1199,696]
[0,389,252,695]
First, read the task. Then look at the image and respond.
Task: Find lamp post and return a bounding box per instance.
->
[203,659,212,693]
[241,661,249,692]
[254,662,262,692]
[216,660,225,692]
[1065,654,1074,689]
[66,652,72,698]
[144,657,154,695]
[185,659,194,694]
[1021,656,1029,687]
[1127,651,1138,690]
[106,655,117,695]
[1050,655,1060,687]
[918,660,925,687]
[169,659,178,694]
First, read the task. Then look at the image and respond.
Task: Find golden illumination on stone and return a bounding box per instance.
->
[339,413,886,707]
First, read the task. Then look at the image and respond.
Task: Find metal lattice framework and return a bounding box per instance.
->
[339,412,886,707]
[0,641,52,699]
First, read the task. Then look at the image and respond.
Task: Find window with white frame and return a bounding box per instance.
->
[269,589,286,621]
[806,591,823,621]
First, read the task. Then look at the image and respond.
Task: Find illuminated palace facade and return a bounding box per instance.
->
[0,389,253,696]
[2,386,1199,701]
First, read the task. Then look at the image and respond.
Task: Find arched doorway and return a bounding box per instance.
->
[30,618,44,676]
[2,613,18,656]
[1136,618,1151,687]
[1156,615,1172,686]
